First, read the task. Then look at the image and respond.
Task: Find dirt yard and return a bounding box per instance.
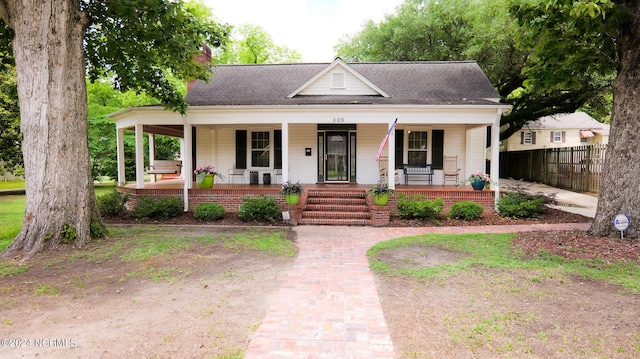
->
[0,226,296,359]
[1,209,639,358]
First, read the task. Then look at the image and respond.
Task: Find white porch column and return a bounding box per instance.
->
[148,134,156,182]
[281,121,289,183]
[183,123,193,212]
[388,122,396,190]
[491,109,502,204]
[116,128,126,185]
[179,138,186,179]
[134,124,145,189]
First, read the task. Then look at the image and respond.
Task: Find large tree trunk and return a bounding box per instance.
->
[1,0,105,258]
[589,2,640,238]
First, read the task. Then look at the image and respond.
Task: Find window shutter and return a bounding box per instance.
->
[550,132,554,142]
[431,130,444,170]
[394,129,404,169]
[520,132,524,144]
[562,131,566,143]
[235,130,247,169]
[274,130,282,169]
[532,132,536,144]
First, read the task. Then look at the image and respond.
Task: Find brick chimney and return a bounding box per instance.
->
[188,45,212,92]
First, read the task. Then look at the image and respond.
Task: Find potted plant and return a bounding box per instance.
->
[463,171,491,190]
[281,180,303,205]
[194,165,224,188]
[369,182,393,205]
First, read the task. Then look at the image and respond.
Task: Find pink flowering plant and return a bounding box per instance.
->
[463,170,492,185]
[193,165,224,184]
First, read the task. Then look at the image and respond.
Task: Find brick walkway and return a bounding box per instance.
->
[244,223,590,359]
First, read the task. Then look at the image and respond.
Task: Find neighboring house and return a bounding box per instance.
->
[500,112,609,152]
[109,58,510,205]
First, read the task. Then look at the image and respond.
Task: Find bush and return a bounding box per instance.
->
[238,195,280,223]
[396,194,444,220]
[194,202,225,221]
[97,189,129,217]
[449,201,484,220]
[496,191,545,218]
[132,196,183,220]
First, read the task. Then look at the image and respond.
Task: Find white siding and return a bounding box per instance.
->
[287,124,318,184]
[465,126,487,180]
[298,69,379,96]
[357,124,388,184]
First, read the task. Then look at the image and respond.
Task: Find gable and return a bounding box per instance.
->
[289,59,388,98]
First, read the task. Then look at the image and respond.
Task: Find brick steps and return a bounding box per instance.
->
[299,189,372,226]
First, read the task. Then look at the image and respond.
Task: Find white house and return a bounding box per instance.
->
[501,112,609,152]
[110,59,510,210]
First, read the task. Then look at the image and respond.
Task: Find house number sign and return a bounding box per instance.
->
[332,118,345,123]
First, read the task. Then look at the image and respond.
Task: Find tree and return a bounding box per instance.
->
[0,0,227,257]
[217,24,301,64]
[0,22,21,177]
[335,0,612,139]
[515,0,640,238]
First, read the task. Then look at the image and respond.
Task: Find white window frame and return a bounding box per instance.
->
[250,130,271,168]
[552,131,563,143]
[407,130,429,165]
[523,132,533,145]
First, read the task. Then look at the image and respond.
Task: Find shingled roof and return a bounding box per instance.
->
[186,61,501,106]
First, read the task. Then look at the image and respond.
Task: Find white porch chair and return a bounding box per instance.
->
[228,168,245,184]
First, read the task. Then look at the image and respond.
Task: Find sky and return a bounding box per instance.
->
[202,0,405,62]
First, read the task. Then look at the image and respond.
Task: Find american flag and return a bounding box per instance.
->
[376,118,398,161]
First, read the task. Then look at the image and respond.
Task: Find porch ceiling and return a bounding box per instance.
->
[143,125,184,138]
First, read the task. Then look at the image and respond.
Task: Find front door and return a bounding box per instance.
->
[325,131,349,182]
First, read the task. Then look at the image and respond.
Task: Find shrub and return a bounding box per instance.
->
[396,194,444,220]
[449,201,484,220]
[97,189,129,217]
[238,195,280,223]
[194,202,225,221]
[132,196,183,220]
[496,191,545,218]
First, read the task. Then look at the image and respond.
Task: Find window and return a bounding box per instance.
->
[580,137,588,143]
[523,132,533,145]
[552,131,563,143]
[407,131,428,165]
[251,131,270,167]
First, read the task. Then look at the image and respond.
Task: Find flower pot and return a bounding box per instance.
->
[284,193,300,205]
[198,174,215,189]
[471,179,486,191]
[373,193,389,206]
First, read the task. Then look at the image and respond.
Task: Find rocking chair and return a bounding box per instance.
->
[442,155,460,186]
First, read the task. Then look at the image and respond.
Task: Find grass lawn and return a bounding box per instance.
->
[0,181,116,251]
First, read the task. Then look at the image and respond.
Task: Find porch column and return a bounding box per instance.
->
[183,123,193,212]
[281,121,289,183]
[134,124,145,189]
[179,138,186,179]
[148,134,156,183]
[388,122,396,190]
[116,128,126,185]
[491,109,502,203]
